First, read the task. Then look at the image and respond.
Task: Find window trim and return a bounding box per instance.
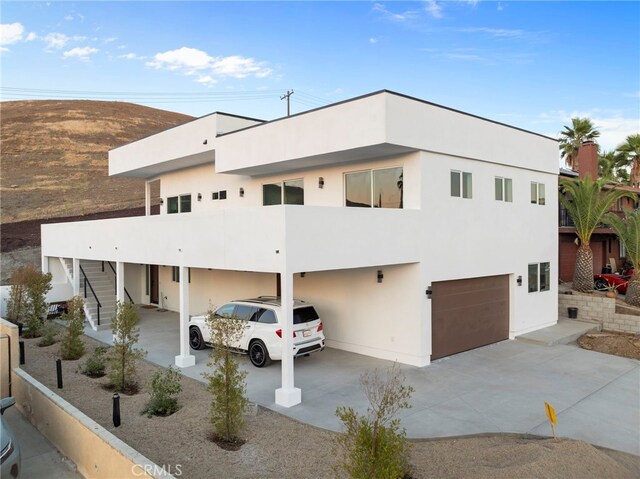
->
[531,181,546,205]
[495,176,513,202]
[528,262,550,293]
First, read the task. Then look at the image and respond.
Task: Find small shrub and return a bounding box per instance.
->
[142,366,183,417]
[8,265,52,338]
[333,363,414,479]
[38,322,58,347]
[108,302,146,393]
[79,346,109,378]
[202,307,248,444]
[59,296,86,360]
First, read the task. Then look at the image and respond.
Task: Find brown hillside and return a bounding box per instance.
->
[0,100,193,223]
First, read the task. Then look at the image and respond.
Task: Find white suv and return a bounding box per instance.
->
[188,297,325,367]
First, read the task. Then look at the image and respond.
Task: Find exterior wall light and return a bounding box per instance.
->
[517,275,523,286]
[203,139,208,145]
[319,177,324,189]
[239,187,245,197]
[300,272,306,278]
[377,270,383,283]
[426,286,432,298]
[159,198,164,205]
[197,193,202,201]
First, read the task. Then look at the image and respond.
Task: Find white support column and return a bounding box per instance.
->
[116,261,125,304]
[275,271,301,407]
[175,265,195,368]
[41,255,49,274]
[72,258,80,296]
[145,180,151,216]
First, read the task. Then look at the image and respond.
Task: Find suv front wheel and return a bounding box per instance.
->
[248,340,272,368]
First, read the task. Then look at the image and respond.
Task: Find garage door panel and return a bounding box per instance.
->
[432,275,509,360]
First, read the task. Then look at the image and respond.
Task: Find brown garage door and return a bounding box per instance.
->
[431,275,509,360]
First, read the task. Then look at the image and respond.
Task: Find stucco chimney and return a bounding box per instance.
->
[576,141,598,179]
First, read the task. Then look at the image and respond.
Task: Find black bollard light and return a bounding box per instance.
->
[56,359,63,389]
[19,341,25,365]
[112,393,121,427]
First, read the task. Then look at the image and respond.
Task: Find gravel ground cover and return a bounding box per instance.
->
[19,328,640,479]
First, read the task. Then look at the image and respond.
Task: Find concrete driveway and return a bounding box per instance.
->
[85,307,640,456]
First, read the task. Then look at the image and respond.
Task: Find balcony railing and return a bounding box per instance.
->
[559,205,625,228]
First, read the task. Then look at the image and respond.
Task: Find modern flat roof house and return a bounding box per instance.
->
[41,90,559,407]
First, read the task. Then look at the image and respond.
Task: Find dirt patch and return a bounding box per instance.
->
[18,328,640,479]
[577,331,640,360]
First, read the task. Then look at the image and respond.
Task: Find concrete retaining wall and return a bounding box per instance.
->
[559,292,640,334]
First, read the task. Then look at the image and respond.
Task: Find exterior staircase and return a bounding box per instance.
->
[59,258,120,331]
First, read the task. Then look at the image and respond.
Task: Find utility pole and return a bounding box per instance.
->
[281,90,294,116]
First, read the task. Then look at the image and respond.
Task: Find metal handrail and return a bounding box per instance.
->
[79,264,101,326]
[103,261,134,304]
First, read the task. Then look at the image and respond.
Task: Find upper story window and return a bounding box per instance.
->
[167,194,191,214]
[528,262,550,293]
[451,170,472,199]
[531,182,545,205]
[495,177,513,202]
[345,167,403,208]
[263,179,304,206]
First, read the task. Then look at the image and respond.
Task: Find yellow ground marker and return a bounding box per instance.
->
[544,401,557,439]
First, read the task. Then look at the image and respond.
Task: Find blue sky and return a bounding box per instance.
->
[1,1,638,151]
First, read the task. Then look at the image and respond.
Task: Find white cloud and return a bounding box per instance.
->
[147,47,272,84]
[63,46,98,61]
[457,27,525,38]
[119,52,143,60]
[1,22,25,46]
[25,32,37,41]
[64,15,74,21]
[44,32,69,49]
[369,37,378,44]
[372,3,419,22]
[424,0,444,19]
[104,37,117,43]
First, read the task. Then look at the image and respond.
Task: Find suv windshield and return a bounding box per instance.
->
[293,306,319,324]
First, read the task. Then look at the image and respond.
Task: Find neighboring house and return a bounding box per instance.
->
[41,90,559,406]
[558,142,640,281]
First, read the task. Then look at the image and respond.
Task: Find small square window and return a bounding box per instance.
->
[219,190,227,200]
[450,171,461,197]
[212,192,219,200]
[531,182,545,205]
[528,264,539,293]
[167,196,179,214]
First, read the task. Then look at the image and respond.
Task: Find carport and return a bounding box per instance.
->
[84,306,640,456]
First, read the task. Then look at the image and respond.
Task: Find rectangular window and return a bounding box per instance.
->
[620,240,627,258]
[167,194,190,213]
[263,183,282,206]
[263,180,304,206]
[167,196,179,214]
[212,192,219,200]
[451,170,472,199]
[531,182,545,205]
[345,171,372,207]
[345,167,403,208]
[528,264,538,293]
[373,167,403,208]
[219,190,227,200]
[284,179,304,205]
[171,267,190,283]
[540,262,550,292]
[145,265,150,295]
[450,171,461,197]
[495,177,513,202]
[180,194,191,213]
[529,262,550,293]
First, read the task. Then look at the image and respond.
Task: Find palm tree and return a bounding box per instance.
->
[559,117,600,170]
[598,150,626,183]
[616,134,640,187]
[604,209,640,307]
[559,175,634,292]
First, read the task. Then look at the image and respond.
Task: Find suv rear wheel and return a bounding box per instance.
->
[189,327,206,350]
[249,340,272,367]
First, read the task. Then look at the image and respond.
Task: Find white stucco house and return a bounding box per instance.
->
[41,90,558,407]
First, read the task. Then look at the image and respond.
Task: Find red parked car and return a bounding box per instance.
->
[593,267,635,294]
